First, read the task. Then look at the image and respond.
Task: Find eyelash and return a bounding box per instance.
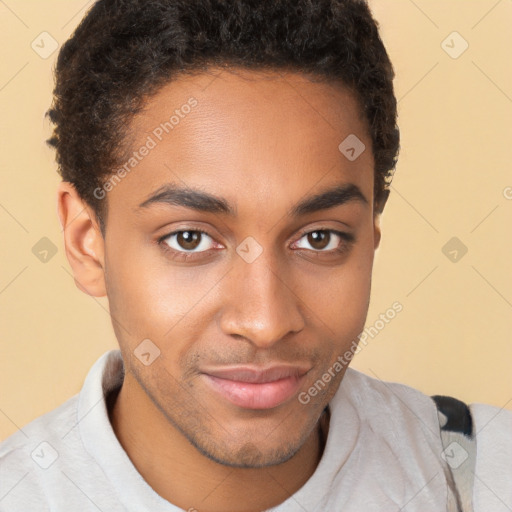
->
[157,227,355,262]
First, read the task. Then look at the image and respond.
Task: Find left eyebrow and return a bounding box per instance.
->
[135,182,369,216]
[290,183,369,216]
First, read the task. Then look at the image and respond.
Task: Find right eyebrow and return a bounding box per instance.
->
[136,184,236,216]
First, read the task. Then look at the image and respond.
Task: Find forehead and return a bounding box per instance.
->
[107,67,374,218]
[135,66,367,124]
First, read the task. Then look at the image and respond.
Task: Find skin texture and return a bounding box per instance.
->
[57,67,382,512]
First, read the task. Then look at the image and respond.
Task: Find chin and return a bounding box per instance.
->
[191,434,304,468]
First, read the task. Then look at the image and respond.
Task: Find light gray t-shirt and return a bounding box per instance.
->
[0,350,511,511]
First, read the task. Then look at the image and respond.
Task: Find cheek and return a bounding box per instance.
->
[298,237,375,378]
[105,240,227,343]
[301,240,374,328]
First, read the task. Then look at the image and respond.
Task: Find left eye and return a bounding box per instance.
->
[293,229,351,252]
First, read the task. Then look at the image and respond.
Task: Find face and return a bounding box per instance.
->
[97,68,380,467]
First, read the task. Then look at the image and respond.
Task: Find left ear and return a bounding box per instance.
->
[373,212,382,251]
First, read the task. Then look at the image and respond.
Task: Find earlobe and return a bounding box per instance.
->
[57,181,107,297]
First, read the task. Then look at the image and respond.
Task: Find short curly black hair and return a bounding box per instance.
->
[47,0,399,235]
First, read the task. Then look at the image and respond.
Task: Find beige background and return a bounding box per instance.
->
[1,0,511,441]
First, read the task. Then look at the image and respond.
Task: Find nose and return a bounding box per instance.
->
[219,249,306,349]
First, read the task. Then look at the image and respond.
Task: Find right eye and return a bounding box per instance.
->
[159,229,218,254]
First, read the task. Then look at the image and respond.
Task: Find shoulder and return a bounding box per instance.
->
[0,394,82,507]
[338,369,512,509]
[323,367,454,507]
[0,392,79,457]
[470,402,512,510]
[340,367,512,444]
[0,350,120,510]
[340,366,440,425]
[470,401,512,437]
[332,366,444,460]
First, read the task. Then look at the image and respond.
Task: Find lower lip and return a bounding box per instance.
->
[202,374,305,410]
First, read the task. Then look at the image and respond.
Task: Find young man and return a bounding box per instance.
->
[0,0,510,511]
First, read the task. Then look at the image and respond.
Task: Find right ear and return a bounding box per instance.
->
[56,181,107,297]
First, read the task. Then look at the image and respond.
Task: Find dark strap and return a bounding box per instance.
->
[432,395,476,512]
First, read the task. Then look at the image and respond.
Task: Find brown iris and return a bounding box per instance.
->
[177,231,202,250]
[307,231,330,250]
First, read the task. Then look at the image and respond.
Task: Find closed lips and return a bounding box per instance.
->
[200,365,310,383]
[200,365,311,409]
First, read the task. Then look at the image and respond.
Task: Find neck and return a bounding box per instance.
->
[109,372,328,512]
